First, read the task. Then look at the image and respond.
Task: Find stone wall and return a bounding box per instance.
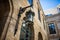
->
[0,0,48,40]
[46,14,60,40]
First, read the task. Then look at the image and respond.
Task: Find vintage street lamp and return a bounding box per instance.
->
[14,4,33,36]
[25,10,35,24]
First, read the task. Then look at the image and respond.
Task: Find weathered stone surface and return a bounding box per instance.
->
[0,0,48,40]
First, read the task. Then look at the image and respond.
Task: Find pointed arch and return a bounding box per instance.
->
[20,20,34,40]
[38,32,43,40]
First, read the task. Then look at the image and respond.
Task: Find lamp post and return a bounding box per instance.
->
[19,4,33,14]
[14,5,33,35]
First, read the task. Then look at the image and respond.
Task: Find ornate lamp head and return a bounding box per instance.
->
[26,10,35,22]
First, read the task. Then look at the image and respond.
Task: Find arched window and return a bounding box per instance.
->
[20,20,34,40]
[20,10,34,40]
[38,32,43,40]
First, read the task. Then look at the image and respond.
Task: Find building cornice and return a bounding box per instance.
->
[45,13,60,18]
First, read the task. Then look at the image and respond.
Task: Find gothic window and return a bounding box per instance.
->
[20,21,32,40]
[48,23,56,34]
[20,10,34,40]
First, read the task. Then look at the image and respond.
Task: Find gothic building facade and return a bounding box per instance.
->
[0,0,48,40]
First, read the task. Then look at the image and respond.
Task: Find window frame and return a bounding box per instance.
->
[48,23,56,34]
[47,21,58,35]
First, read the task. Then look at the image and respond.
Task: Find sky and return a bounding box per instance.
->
[40,0,60,10]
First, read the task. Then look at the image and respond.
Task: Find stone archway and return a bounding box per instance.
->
[38,32,43,40]
[0,0,10,38]
[20,20,34,40]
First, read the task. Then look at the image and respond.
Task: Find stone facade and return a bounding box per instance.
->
[0,0,48,40]
[46,13,60,40]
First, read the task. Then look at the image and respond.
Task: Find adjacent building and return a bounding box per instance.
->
[45,4,60,40]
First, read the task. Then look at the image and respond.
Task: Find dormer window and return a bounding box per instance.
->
[26,10,35,23]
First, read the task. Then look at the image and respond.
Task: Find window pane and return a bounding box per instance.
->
[48,23,56,34]
[28,0,33,5]
[20,22,32,40]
